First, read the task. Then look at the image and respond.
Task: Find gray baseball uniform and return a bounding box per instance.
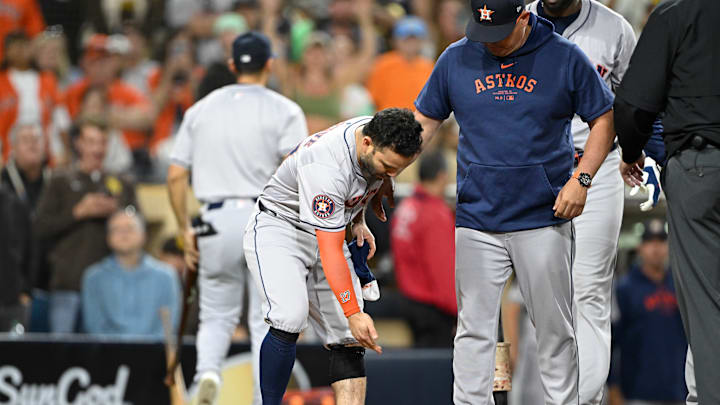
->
[244,117,382,344]
[170,83,307,405]
[526,1,636,402]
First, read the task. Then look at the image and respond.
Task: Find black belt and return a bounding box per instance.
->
[206,197,257,211]
[683,135,718,151]
[574,142,617,165]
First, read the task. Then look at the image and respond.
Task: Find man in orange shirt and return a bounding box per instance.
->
[0,0,45,62]
[64,34,153,153]
[366,17,434,111]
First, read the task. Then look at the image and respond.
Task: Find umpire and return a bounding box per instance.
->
[615,0,720,403]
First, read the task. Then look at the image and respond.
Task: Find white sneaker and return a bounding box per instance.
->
[192,371,220,405]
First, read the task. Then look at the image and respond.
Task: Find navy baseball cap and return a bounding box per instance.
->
[642,219,668,242]
[232,31,272,72]
[466,0,525,43]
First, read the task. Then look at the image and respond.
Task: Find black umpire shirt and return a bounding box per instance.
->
[614,0,720,162]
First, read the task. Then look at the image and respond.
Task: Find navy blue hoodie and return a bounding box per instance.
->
[415,14,613,232]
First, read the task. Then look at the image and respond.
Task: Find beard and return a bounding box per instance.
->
[543,0,576,14]
[358,151,380,181]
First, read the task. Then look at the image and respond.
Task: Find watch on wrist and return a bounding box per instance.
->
[574,172,592,188]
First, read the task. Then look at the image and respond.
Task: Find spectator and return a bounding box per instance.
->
[34,118,137,333]
[77,86,133,174]
[367,16,434,111]
[147,29,199,180]
[120,24,159,97]
[390,151,456,347]
[63,34,153,157]
[0,31,68,163]
[82,210,180,337]
[1,123,51,213]
[195,13,248,99]
[33,26,77,90]
[0,186,33,332]
[434,0,466,51]
[609,219,687,405]
[0,0,45,62]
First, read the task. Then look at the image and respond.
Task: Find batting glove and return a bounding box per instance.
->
[629,156,663,211]
[347,240,380,301]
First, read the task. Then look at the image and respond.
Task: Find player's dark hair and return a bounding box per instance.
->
[419,150,447,182]
[363,108,423,157]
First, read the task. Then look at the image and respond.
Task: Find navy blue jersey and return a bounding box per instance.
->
[415,14,613,232]
[611,265,687,401]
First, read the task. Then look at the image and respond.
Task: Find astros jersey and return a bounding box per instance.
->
[170,84,308,202]
[528,0,636,150]
[259,117,382,233]
[415,13,614,232]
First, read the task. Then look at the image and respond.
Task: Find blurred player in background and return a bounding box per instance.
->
[167,32,307,405]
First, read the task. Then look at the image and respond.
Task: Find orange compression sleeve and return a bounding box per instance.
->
[316,229,361,317]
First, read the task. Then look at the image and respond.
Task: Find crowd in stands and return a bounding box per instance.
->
[0,0,681,400]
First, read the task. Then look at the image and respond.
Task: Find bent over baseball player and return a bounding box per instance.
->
[412,0,616,403]
[243,108,422,405]
[167,32,308,405]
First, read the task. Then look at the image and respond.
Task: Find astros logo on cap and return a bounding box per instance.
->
[478,5,494,21]
[313,195,336,218]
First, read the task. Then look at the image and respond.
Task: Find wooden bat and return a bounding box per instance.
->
[161,307,188,405]
[165,263,198,387]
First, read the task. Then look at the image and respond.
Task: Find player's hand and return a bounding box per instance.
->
[553,179,588,219]
[183,227,199,271]
[351,222,376,260]
[371,176,395,222]
[619,153,646,187]
[629,156,663,211]
[348,312,382,354]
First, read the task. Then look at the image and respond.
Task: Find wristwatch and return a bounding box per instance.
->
[573,172,592,188]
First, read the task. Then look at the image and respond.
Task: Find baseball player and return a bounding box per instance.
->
[167,32,308,405]
[412,0,616,403]
[243,108,422,405]
[520,0,635,403]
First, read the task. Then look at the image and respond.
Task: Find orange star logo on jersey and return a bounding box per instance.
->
[478,5,494,22]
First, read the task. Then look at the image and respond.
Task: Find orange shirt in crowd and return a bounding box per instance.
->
[0,70,60,161]
[366,51,434,111]
[64,78,151,150]
[146,68,194,152]
[0,0,45,62]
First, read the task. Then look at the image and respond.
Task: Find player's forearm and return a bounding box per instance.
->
[413,110,442,148]
[578,109,615,177]
[316,230,361,317]
[167,164,191,231]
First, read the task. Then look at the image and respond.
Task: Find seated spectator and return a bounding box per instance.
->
[33,26,78,91]
[0,31,69,163]
[367,16,434,111]
[34,118,137,333]
[0,186,32,332]
[1,122,52,213]
[82,210,180,337]
[390,151,456,347]
[0,0,45,62]
[120,24,159,98]
[609,219,687,405]
[63,34,153,157]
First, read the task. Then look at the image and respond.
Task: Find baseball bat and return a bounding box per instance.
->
[161,307,188,405]
[165,262,198,387]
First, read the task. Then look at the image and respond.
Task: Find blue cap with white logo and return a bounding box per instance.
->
[232,31,272,72]
[466,0,525,43]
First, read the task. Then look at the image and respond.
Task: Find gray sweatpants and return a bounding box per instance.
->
[454,223,578,405]
[664,146,720,404]
[196,199,268,405]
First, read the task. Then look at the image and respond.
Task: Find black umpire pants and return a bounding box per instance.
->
[664,144,720,404]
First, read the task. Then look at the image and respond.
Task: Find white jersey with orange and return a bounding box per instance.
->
[258,116,383,233]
